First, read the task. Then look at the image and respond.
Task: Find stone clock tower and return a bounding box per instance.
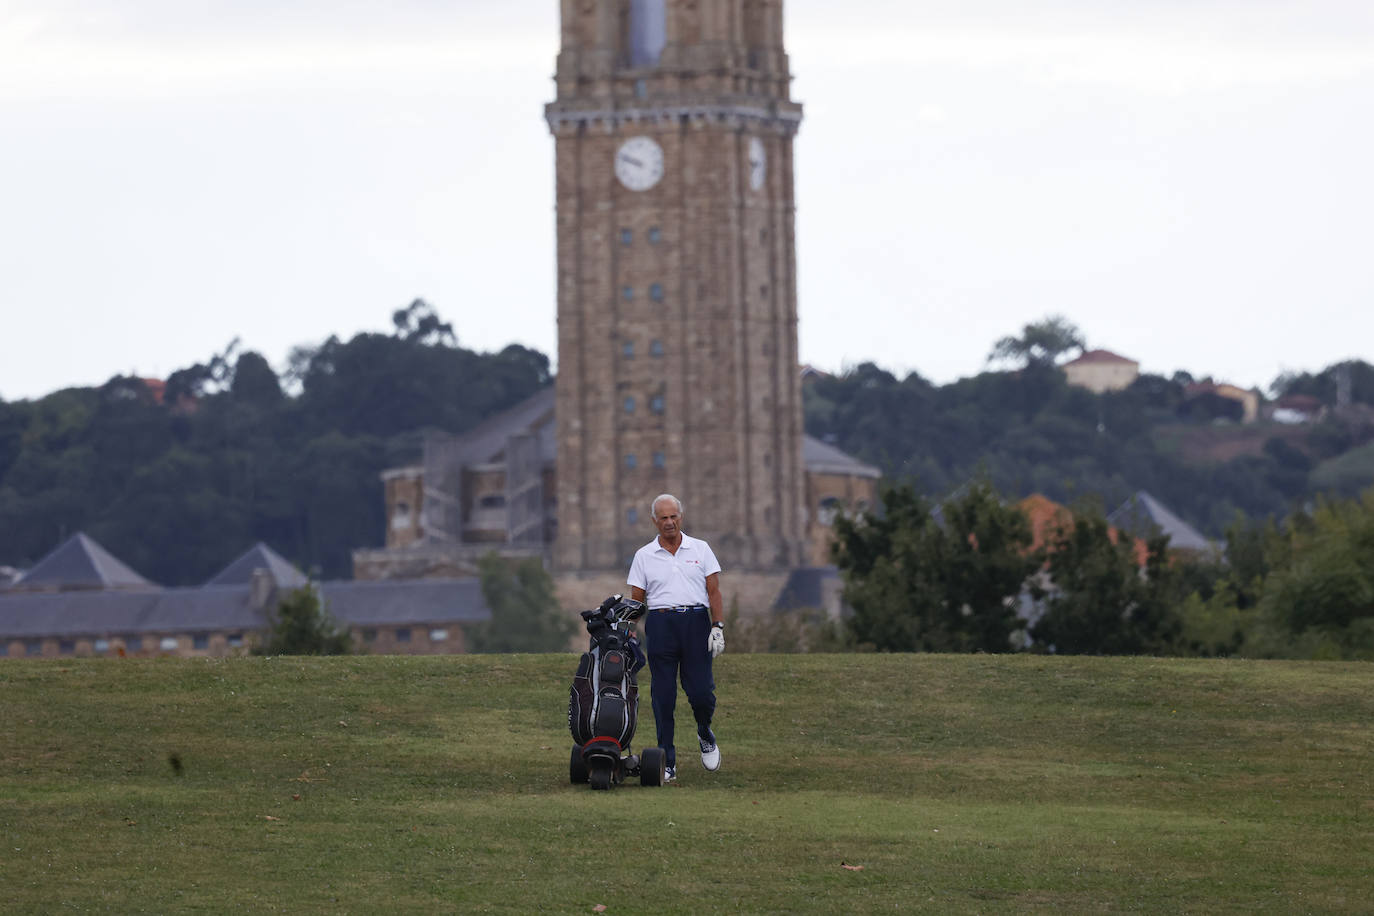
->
[546,0,807,572]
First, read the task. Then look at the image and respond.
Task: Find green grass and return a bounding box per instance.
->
[2,654,1372,913]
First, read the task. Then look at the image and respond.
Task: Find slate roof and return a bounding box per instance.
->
[801,435,881,478]
[772,565,839,611]
[1107,491,1213,552]
[11,532,156,591]
[448,385,557,466]
[0,587,265,639]
[318,578,489,627]
[206,543,308,588]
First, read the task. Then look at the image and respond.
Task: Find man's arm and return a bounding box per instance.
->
[705,573,723,626]
[630,586,647,603]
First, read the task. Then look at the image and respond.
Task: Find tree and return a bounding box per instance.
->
[258,584,352,655]
[987,315,1086,368]
[832,480,1041,652]
[468,553,577,652]
[1030,510,1180,655]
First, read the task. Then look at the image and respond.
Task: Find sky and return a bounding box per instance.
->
[2,0,1372,401]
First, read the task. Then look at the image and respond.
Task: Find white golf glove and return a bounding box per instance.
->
[707,624,725,658]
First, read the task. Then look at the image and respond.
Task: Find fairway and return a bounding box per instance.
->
[2,654,1371,913]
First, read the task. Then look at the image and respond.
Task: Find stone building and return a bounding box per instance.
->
[1062,349,1140,394]
[354,0,882,616]
[546,0,809,572]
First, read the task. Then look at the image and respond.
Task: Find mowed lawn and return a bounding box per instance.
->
[2,653,1372,914]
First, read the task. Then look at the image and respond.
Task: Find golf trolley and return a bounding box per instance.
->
[567,594,666,790]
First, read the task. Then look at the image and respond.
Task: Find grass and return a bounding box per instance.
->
[2,653,1372,913]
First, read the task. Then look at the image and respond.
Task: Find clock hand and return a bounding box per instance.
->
[620,155,644,168]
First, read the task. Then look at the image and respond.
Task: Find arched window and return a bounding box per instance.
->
[627,0,666,68]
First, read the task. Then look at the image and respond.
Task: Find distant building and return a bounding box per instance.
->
[0,534,490,659]
[1107,491,1214,553]
[1270,394,1326,425]
[1062,349,1140,394]
[1183,381,1260,424]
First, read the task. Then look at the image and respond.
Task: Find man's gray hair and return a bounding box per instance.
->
[649,493,683,518]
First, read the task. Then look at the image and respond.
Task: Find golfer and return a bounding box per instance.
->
[627,493,725,782]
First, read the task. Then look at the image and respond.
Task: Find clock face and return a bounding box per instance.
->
[747,137,766,191]
[615,136,664,192]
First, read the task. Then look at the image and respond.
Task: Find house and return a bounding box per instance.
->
[1106,491,1214,553]
[1062,350,1140,394]
[0,534,491,659]
[1270,394,1326,425]
[1182,381,1260,424]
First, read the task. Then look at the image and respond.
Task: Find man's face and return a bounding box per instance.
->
[653,500,681,540]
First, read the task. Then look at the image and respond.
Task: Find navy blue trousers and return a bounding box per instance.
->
[643,608,716,767]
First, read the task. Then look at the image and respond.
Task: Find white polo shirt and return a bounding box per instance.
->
[627,533,721,608]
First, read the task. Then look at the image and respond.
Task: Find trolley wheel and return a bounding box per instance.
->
[589,761,613,791]
[640,747,666,787]
[569,745,588,784]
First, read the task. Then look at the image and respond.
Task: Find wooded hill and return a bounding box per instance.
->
[2,302,1372,584]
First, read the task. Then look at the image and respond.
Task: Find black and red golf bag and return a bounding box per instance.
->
[567,594,664,789]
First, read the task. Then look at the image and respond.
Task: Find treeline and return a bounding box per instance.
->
[0,302,549,584]
[829,480,1374,661]
[805,359,1374,535]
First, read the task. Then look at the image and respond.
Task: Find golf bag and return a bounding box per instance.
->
[567,594,664,789]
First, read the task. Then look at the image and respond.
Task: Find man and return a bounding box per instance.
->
[627,493,725,782]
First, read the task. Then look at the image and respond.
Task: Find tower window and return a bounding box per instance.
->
[649,283,664,302]
[624,397,636,414]
[648,226,662,244]
[620,228,633,245]
[650,339,665,357]
[625,454,638,469]
[622,286,634,301]
[650,396,665,414]
[627,0,666,68]
[653,451,666,469]
[627,508,639,525]
[623,341,635,358]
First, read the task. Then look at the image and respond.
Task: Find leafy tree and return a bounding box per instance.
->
[987,314,1085,368]
[258,584,352,655]
[468,553,576,652]
[1030,510,1180,655]
[832,481,1040,652]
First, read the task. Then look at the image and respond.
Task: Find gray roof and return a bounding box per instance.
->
[772,565,839,611]
[0,577,491,639]
[206,543,308,588]
[801,435,882,478]
[12,532,156,591]
[319,578,490,626]
[0,587,265,639]
[1107,491,1213,552]
[450,386,556,466]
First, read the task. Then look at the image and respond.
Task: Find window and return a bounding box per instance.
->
[648,226,662,244]
[391,500,413,531]
[622,286,634,301]
[362,629,377,643]
[479,494,506,509]
[620,228,633,245]
[0,644,6,657]
[653,452,666,469]
[623,341,635,358]
[59,640,75,655]
[627,508,639,524]
[624,396,636,414]
[429,628,449,643]
[26,640,41,657]
[123,636,141,653]
[193,634,209,650]
[625,454,638,469]
[160,637,179,652]
[395,628,412,643]
[634,78,648,99]
[627,0,666,67]
[650,339,665,357]
[649,283,664,302]
[650,396,665,414]
[94,638,110,653]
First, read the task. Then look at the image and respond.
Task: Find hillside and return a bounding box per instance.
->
[4,654,1371,912]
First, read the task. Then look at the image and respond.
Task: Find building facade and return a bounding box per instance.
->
[546,0,808,571]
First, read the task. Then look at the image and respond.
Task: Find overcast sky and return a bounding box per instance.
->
[2,0,1371,401]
